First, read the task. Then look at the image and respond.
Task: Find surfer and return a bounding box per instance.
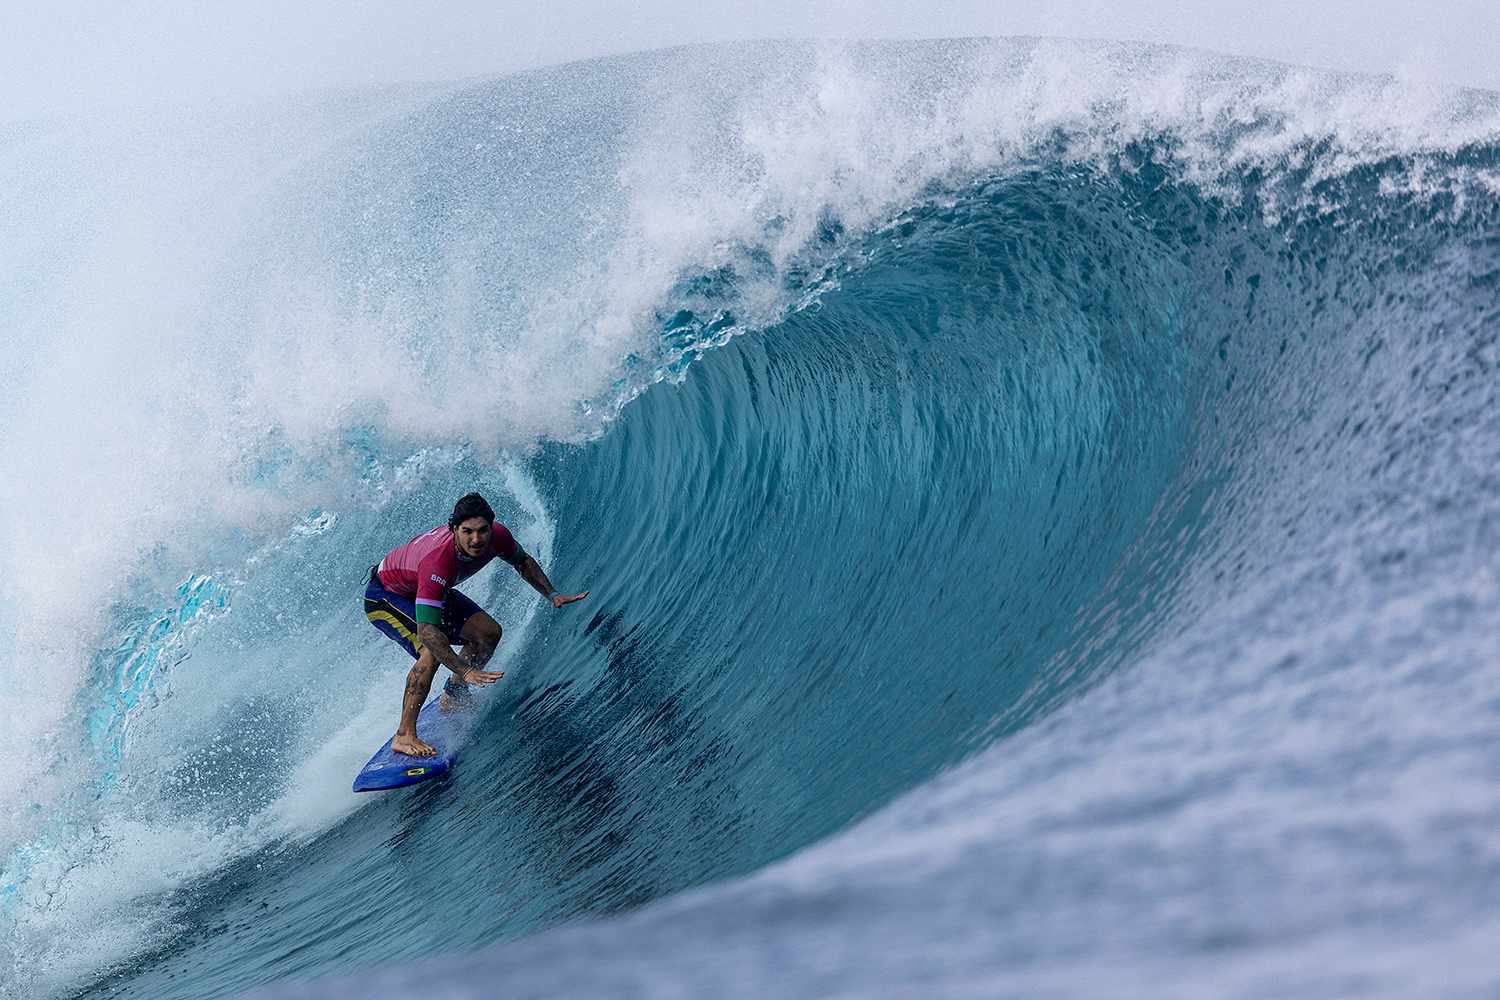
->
[364,492,588,757]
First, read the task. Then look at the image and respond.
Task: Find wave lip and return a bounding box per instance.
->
[4,36,1500,1000]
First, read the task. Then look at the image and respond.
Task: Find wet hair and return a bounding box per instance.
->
[449,492,495,528]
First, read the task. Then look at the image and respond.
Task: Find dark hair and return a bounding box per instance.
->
[449,492,495,528]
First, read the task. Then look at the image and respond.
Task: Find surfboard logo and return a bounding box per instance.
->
[404,767,429,776]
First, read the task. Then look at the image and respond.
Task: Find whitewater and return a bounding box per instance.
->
[1,37,1497,999]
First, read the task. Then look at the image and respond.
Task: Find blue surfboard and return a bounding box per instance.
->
[353,691,478,792]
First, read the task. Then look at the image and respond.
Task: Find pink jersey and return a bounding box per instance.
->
[377,523,524,623]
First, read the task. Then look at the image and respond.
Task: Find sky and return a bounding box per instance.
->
[3,0,1499,121]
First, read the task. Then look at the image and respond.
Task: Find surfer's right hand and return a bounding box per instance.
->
[460,668,504,686]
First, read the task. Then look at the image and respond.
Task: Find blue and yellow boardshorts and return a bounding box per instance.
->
[363,565,482,659]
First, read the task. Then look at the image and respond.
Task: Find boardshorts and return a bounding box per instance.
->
[364,565,482,659]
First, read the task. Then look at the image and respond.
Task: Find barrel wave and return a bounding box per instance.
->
[3,39,1499,999]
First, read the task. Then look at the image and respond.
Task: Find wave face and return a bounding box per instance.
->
[3,39,1499,999]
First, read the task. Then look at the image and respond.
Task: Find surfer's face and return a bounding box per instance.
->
[453,516,492,558]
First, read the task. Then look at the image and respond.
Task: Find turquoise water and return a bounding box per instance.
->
[3,39,1499,999]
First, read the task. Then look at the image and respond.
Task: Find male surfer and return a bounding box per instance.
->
[364,492,588,757]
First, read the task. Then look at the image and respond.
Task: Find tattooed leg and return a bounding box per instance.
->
[392,648,439,757]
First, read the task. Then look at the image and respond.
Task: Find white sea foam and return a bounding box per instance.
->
[1,38,1497,997]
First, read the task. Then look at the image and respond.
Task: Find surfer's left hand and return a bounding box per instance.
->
[551,591,589,608]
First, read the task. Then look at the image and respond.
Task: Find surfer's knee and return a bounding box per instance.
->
[463,612,501,647]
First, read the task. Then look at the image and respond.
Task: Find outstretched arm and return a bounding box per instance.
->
[513,553,588,607]
[416,623,479,678]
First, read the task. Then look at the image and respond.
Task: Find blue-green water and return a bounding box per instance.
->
[3,39,1499,1000]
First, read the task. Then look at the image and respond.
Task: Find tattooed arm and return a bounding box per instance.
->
[511,551,588,608]
[416,623,474,679]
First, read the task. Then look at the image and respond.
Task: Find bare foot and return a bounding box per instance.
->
[391,733,437,758]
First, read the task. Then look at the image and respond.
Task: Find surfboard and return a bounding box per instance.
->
[353,691,477,792]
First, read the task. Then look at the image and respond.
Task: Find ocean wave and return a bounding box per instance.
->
[2,38,1497,998]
